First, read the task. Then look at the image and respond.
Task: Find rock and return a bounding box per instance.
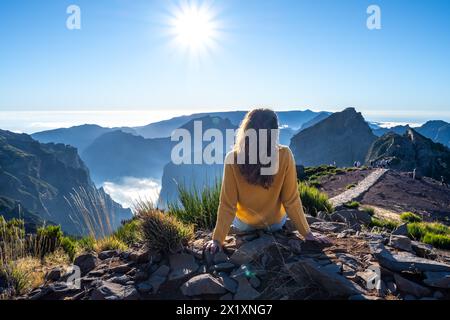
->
[110,263,133,274]
[403,294,416,300]
[28,282,80,300]
[213,262,236,273]
[218,274,238,293]
[356,268,380,290]
[234,277,260,300]
[305,215,324,225]
[90,281,140,300]
[138,265,170,294]
[369,241,450,273]
[423,272,450,289]
[230,235,274,265]
[394,274,432,298]
[392,224,409,236]
[386,281,397,294]
[336,253,362,270]
[433,291,444,299]
[310,221,347,233]
[330,209,372,227]
[249,276,261,288]
[133,271,149,282]
[74,253,99,276]
[181,274,228,296]
[286,259,362,297]
[98,250,119,260]
[348,294,380,300]
[213,251,229,264]
[109,275,132,285]
[168,253,199,281]
[411,241,434,258]
[287,239,302,254]
[129,249,151,264]
[220,293,234,300]
[45,268,62,282]
[389,235,412,252]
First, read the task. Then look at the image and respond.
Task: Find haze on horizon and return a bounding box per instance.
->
[1,0,450,131]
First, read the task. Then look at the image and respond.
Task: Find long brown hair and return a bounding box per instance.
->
[233,109,279,189]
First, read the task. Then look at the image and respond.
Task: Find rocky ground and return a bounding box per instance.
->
[22,209,450,301]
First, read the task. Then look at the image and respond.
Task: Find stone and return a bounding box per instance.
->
[392,224,409,236]
[133,271,148,282]
[348,294,380,300]
[369,241,450,273]
[433,291,444,299]
[220,293,234,300]
[218,274,238,293]
[28,282,80,300]
[74,253,99,276]
[213,262,236,273]
[330,209,372,227]
[336,253,362,270]
[45,268,62,282]
[310,221,347,233]
[288,239,302,254]
[109,275,132,285]
[394,274,432,298]
[139,265,170,294]
[411,241,434,258]
[234,277,260,300]
[110,263,133,274]
[168,253,199,281]
[230,235,274,265]
[213,251,229,264]
[129,249,151,264]
[386,281,397,294]
[389,235,412,252]
[181,274,228,296]
[249,276,261,288]
[90,281,140,300]
[98,250,119,260]
[286,259,362,297]
[423,272,450,289]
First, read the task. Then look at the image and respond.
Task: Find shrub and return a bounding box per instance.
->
[0,257,43,296]
[346,184,357,190]
[76,236,95,253]
[168,182,220,230]
[407,222,450,238]
[344,201,360,209]
[400,212,422,223]
[94,236,127,253]
[113,219,143,245]
[422,233,450,249]
[370,217,399,231]
[139,208,194,254]
[362,206,375,216]
[35,225,63,258]
[60,237,77,261]
[298,182,333,217]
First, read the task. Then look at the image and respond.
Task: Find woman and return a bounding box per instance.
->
[206,109,330,254]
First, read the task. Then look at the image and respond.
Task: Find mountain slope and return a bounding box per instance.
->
[366,128,450,181]
[290,108,377,167]
[0,130,131,235]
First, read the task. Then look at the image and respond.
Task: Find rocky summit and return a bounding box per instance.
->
[23,211,450,301]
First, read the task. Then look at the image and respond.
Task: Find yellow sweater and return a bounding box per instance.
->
[212,146,311,244]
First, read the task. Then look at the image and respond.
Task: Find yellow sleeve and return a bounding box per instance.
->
[212,161,238,244]
[280,148,311,237]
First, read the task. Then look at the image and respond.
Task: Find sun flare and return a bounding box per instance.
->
[169,1,220,55]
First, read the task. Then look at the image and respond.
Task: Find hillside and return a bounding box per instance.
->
[0,129,131,235]
[366,128,450,181]
[290,108,377,167]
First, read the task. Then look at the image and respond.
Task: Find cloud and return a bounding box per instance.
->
[102,177,161,208]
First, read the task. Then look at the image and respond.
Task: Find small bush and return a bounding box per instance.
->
[168,182,220,230]
[362,207,375,216]
[346,184,357,190]
[0,258,43,296]
[36,225,63,258]
[422,233,450,249]
[139,208,194,254]
[400,212,422,223]
[94,236,128,253]
[60,237,77,261]
[114,219,143,245]
[370,217,399,231]
[344,201,360,209]
[76,236,95,253]
[298,182,333,217]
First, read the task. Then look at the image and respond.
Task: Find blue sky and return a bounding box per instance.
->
[1,0,450,131]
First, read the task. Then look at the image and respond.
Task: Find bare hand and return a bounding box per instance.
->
[204,240,222,254]
[304,232,331,244]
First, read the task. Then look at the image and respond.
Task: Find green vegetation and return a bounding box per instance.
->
[168,182,221,230]
[94,236,127,253]
[362,206,375,216]
[298,182,333,217]
[407,222,450,249]
[370,217,400,231]
[346,183,357,190]
[138,206,194,254]
[343,201,360,209]
[400,212,423,223]
[113,219,143,246]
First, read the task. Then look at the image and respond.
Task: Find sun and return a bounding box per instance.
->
[168,1,220,56]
